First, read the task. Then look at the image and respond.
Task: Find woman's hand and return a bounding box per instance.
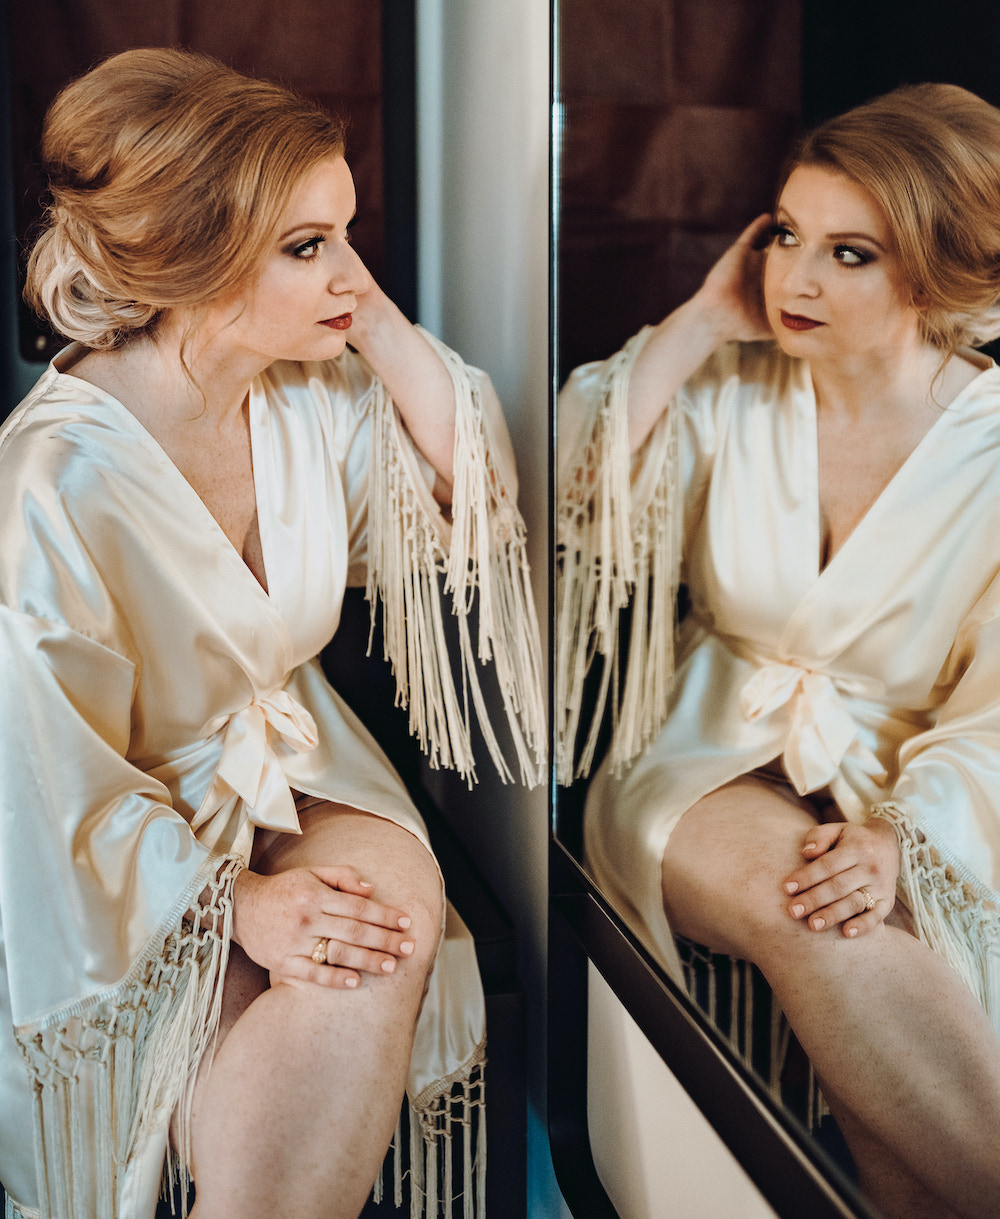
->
[782,817,900,938]
[626,213,775,454]
[689,212,775,345]
[231,865,415,989]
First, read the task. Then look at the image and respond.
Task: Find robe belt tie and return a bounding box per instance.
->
[740,662,886,796]
[192,689,319,837]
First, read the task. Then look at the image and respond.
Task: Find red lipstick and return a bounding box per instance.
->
[321,313,353,331]
[780,311,823,332]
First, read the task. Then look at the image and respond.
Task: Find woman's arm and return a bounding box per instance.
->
[348,279,456,501]
[626,213,774,454]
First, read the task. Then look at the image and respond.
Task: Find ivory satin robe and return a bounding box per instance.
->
[0,334,543,1219]
[559,333,1000,1017]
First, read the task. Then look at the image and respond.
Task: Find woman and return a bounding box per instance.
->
[559,83,1000,1218]
[0,47,543,1219]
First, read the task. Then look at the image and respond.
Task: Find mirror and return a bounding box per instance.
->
[553,1,1000,1215]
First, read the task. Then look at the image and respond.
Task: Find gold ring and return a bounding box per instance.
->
[858,887,876,912]
[311,937,330,965]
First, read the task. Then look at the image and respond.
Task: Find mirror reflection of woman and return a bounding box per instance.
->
[559,84,1000,1219]
[0,48,543,1219]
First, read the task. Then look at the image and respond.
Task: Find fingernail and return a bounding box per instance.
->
[359,880,374,888]
[381,959,396,973]
[784,881,798,894]
[811,917,825,931]
[846,927,859,938]
[791,904,805,918]
[400,940,414,956]
[345,976,359,988]
[398,916,411,929]
[804,842,817,852]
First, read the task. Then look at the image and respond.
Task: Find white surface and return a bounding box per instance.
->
[588,966,778,1219]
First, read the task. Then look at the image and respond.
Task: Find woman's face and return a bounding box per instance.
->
[763,164,923,365]
[213,155,371,367]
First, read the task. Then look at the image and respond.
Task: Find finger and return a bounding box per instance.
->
[787,865,869,923]
[277,956,362,991]
[842,902,891,939]
[799,822,844,859]
[797,883,883,932]
[784,840,854,897]
[321,936,415,977]
[317,888,413,934]
[747,213,776,251]
[310,864,377,895]
[318,916,416,959]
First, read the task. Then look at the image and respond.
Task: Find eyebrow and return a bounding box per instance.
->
[278,211,358,242]
[774,207,887,252]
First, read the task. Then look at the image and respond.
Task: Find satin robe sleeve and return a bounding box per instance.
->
[0,605,217,1025]
[874,573,1000,1018]
[555,330,768,781]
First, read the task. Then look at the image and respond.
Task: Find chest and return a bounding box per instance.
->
[815,409,938,569]
[162,418,267,589]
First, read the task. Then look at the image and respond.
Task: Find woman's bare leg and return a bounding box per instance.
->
[187,807,443,1219]
[661,777,1000,1219]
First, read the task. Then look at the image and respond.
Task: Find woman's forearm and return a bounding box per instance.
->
[349,282,456,496]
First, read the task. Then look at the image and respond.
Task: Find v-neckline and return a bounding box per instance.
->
[49,353,277,606]
[803,359,995,579]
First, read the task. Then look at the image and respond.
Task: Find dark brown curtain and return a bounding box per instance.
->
[557,0,801,380]
[8,0,385,361]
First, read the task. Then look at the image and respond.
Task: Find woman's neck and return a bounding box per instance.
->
[808,340,978,424]
[63,322,263,433]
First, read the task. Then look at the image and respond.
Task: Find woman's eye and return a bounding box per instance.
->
[292,236,325,260]
[834,245,872,267]
[772,224,796,247]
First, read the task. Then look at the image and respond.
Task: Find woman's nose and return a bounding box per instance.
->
[329,241,372,297]
[781,249,821,297]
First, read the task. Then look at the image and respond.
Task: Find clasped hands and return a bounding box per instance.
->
[782,817,900,938]
[232,865,415,990]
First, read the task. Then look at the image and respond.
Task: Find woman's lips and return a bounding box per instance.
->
[780,310,823,331]
[320,313,353,331]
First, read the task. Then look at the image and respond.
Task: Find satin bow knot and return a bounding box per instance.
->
[207,689,319,835]
[740,662,880,796]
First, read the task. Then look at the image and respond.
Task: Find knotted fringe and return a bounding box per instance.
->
[14,856,241,1219]
[556,326,682,784]
[370,1051,487,1218]
[367,329,545,789]
[678,939,828,1131]
[871,801,1000,1023]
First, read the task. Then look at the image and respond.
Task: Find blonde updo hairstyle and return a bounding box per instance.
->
[780,83,1000,354]
[24,47,346,349]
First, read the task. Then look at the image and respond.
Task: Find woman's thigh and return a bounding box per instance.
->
[660,774,823,958]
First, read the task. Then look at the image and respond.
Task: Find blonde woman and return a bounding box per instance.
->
[560,84,1000,1219]
[0,48,543,1219]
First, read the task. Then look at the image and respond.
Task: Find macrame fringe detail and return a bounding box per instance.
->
[871,802,1000,1022]
[370,1052,486,1219]
[15,856,242,1219]
[367,329,545,789]
[556,326,682,784]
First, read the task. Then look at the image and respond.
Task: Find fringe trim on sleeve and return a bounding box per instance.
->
[870,801,1000,1023]
[371,1045,487,1219]
[14,855,242,1219]
[367,330,545,788]
[556,327,683,784]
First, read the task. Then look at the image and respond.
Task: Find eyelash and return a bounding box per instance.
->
[291,236,325,260]
[770,225,873,268]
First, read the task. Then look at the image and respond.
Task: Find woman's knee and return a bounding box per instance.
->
[661,778,820,958]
